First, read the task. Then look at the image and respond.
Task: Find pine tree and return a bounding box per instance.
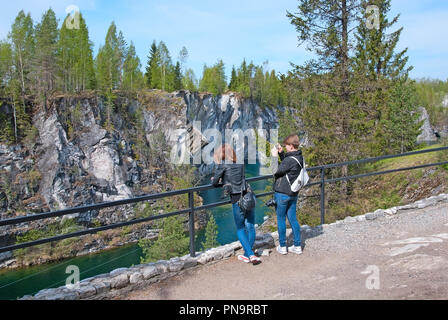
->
[235,59,251,97]
[95,22,122,92]
[122,41,144,91]
[286,0,363,196]
[380,78,421,154]
[354,0,412,80]
[58,11,95,92]
[138,216,190,263]
[353,0,417,155]
[117,31,127,88]
[8,10,34,102]
[252,66,265,104]
[32,8,59,109]
[0,41,15,142]
[199,59,226,95]
[228,66,238,91]
[144,40,159,88]
[0,42,13,93]
[158,41,173,91]
[95,22,126,130]
[182,68,198,91]
[173,61,182,91]
[202,214,218,250]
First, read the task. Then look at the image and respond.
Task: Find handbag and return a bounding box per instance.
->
[238,165,257,212]
[285,156,310,192]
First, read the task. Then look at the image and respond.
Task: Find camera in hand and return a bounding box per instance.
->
[265,198,276,207]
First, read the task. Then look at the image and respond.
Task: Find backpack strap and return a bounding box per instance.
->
[289,156,303,169]
[285,156,303,185]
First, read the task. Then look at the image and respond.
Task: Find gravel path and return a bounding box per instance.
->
[125,201,448,300]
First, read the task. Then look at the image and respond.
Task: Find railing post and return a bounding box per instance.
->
[188,191,196,257]
[320,167,325,225]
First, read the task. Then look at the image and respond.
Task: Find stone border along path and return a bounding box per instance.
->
[20,193,448,300]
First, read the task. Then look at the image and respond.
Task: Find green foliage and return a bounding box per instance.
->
[277,108,301,144]
[285,0,417,171]
[139,216,190,263]
[375,78,422,154]
[202,214,218,250]
[33,8,59,106]
[199,59,227,95]
[15,218,80,244]
[58,12,96,92]
[145,40,159,89]
[414,78,448,129]
[182,68,198,91]
[353,0,412,80]
[157,41,174,92]
[229,60,285,108]
[8,10,35,99]
[173,61,182,91]
[95,22,122,93]
[144,40,181,92]
[102,90,116,131]
[122,42,144,91]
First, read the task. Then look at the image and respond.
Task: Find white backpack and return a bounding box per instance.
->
[285,156,310,192]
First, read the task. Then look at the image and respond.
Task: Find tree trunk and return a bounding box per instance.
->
[18,50,26,105]
[341,0,349,198]
[12,100,18,143]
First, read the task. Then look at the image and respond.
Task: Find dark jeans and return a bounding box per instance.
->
[275,192,301,247]
[232,203,256,258]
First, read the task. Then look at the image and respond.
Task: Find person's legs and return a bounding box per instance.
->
[275,192,288,247]
[285,196,301,247]
[232,203,255,257]
[244,208,256,250]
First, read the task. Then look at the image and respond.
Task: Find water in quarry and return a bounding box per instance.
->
[0,162,271,300]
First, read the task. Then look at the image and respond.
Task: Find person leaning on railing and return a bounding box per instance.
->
[211,144,262,265]
[270,134,304,256]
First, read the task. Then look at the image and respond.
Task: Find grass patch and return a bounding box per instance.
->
[312,144,448,224]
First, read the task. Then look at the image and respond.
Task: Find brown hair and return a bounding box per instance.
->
[213,144,237,164]
[283,134,300,149]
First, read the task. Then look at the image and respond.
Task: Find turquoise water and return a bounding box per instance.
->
[0,163,271,300]
[198,163,271,245]
[0,243,142,300]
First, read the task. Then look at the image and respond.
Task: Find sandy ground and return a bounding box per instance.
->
[124,202,448,300]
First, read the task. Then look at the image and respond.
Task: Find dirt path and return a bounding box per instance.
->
[125,202,448,300]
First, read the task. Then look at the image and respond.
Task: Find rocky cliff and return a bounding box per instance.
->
[0,90,281,268]
[183,91,279,175]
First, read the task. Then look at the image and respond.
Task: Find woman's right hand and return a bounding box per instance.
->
[276,144,283,153]
[271,146,278,157]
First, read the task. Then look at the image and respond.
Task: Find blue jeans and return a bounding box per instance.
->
[275,192,301,247]
[232,203,256,258]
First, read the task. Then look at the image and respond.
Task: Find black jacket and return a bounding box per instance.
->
[273,150,304,196]
[212,163,246,203]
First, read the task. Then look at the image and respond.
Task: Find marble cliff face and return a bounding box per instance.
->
[0,90,281,261]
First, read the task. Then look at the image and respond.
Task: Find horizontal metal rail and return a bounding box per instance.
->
[0,146,446,255]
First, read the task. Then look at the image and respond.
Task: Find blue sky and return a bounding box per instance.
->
[1,0,447,81]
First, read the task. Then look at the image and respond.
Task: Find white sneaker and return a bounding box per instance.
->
[276,245,288,255]
[288,245,302,255]
[249,255,262,265]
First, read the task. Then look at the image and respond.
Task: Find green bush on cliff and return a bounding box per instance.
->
[201,213,218,250]
[139,215,189,263]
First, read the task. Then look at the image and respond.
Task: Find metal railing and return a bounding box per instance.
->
[0,146,447,257]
